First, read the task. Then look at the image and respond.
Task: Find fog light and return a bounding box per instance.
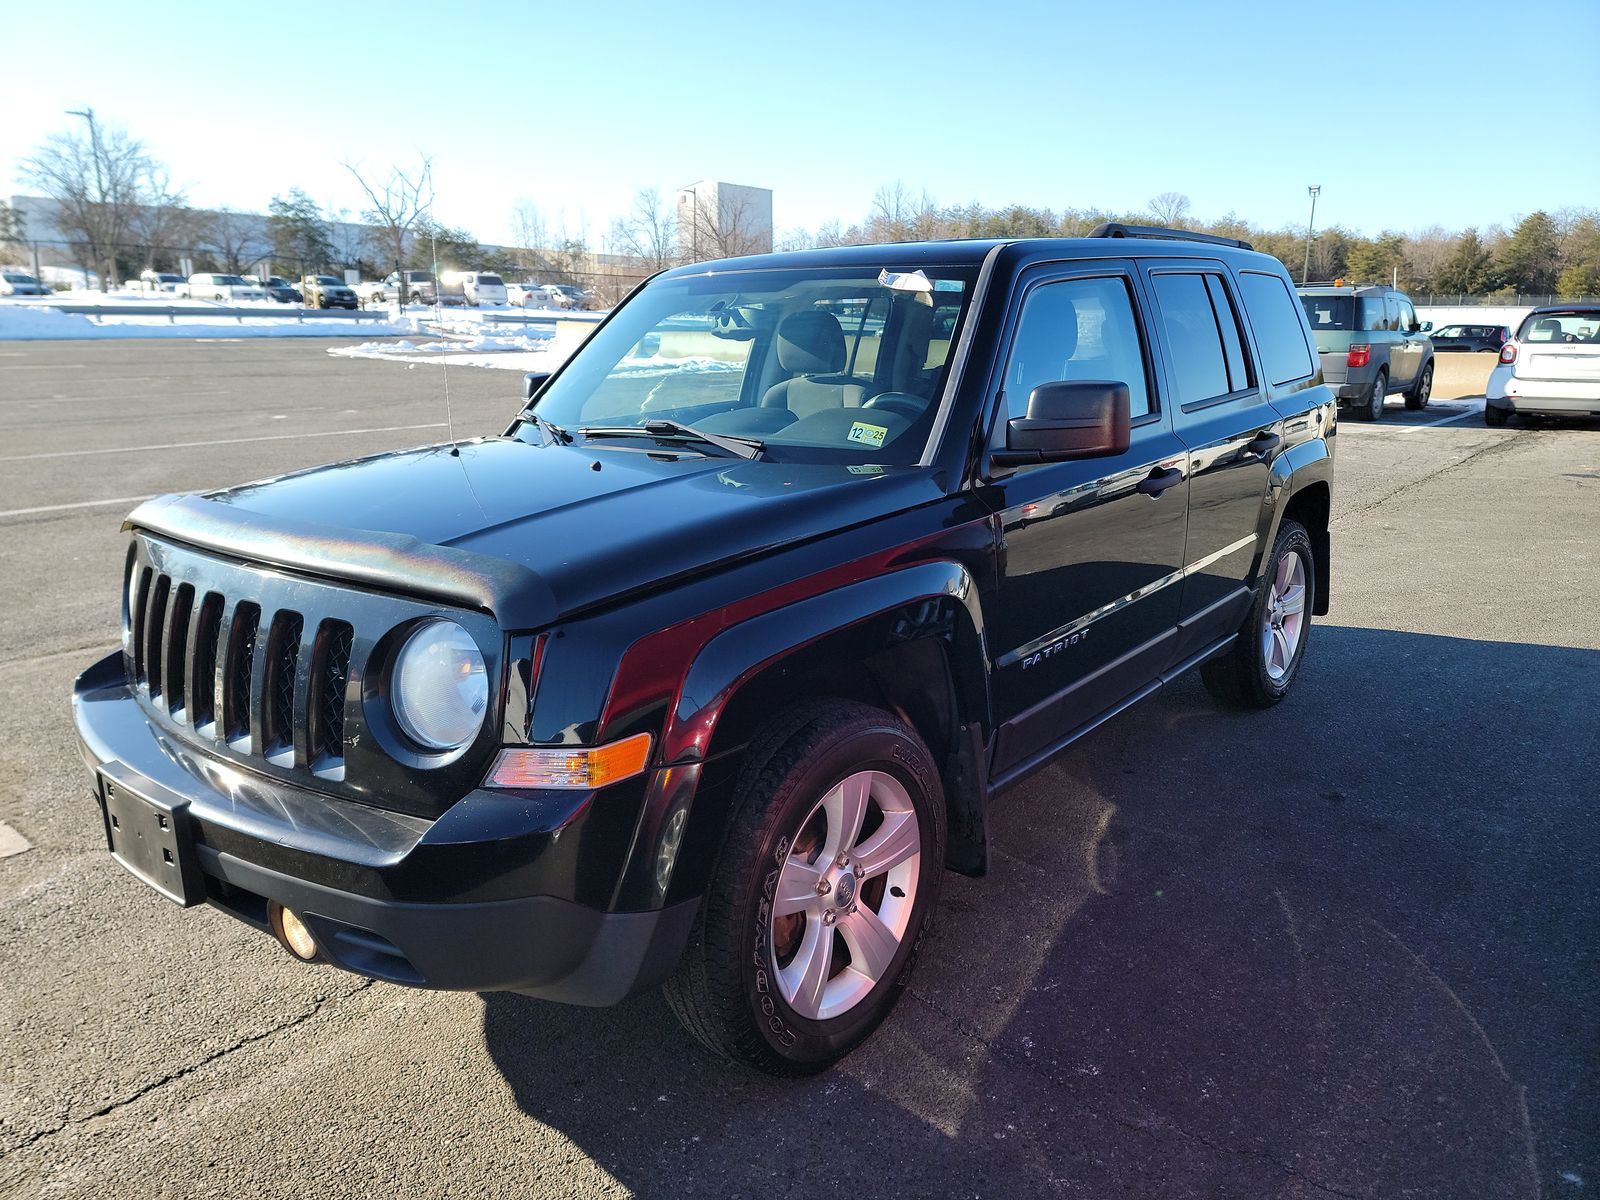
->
[270,903,319,961]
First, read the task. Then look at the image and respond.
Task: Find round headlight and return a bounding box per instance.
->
[390,620,488,751]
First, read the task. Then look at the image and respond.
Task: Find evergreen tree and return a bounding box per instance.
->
[267,189,335,273]
[1433,228,1494,294]
[1496,212,1560,293]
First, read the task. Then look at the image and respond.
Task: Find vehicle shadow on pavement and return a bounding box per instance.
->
[482,627,1595,1199]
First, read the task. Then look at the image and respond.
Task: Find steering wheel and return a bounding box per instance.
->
[862,392,929,421]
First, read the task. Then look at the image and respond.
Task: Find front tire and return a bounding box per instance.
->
[664,700,945,1074]
[1201,520,1314,709]
[1404,362,1433,410]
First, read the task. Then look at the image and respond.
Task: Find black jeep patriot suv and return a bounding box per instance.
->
[73,225,1334,1073]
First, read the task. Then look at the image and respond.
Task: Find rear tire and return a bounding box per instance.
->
[1404,362,1433,410]
[664,700,945,1074]
[1201,520,1314,709]
[1355,370,1387,421]
[1485,404,1510,428]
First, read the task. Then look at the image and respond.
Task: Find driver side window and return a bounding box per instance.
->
[1004,276,1152,421]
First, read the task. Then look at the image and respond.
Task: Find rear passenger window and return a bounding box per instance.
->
[1003,275,1152,421]
[1149,272,1250,406]
[1360,298,1388,331]
[1238,272,1317,386]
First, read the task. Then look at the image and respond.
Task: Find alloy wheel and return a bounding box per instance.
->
[769,770,921,1021]
[1261,550,1307,682]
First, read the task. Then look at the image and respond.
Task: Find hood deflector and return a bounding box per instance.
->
[124,494,558,630]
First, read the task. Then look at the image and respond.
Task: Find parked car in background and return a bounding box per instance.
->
[138,270,187,294]
[542,283,588,309]
[368,270,443,305]
[300,275,359,310]
[439,270,508,307]
[73,225,1335,1074]
[1485,306,1600,426]
[0,270,50,297]
[248,275,304,304]
[1297,283,1434,420]
[505,281,546,308]
[181,273,266,302]
[1430,323,1509,353]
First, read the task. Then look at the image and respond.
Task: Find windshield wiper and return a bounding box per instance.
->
[578,418,764,460]
[520,409,572,445]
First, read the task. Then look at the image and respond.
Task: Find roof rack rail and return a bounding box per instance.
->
[1088,222,1254,251]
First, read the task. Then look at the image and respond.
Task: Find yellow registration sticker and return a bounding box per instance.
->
[846,421,888,449]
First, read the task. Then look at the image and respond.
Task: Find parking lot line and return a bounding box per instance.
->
[0,421,449,463]
[0,493,163,519]
[1389,404,1485,434]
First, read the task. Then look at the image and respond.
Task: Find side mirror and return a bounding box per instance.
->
[1417,320,1432,333]
[523,371,552,401]
[992,380,1131,467]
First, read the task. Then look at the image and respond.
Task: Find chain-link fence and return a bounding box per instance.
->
[1414,293,1600,307]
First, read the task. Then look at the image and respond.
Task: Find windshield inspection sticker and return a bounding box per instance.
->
[847,421,888,449]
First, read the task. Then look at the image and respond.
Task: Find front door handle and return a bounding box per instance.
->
[1136,466,1184,498]
[1245,430,1281,457]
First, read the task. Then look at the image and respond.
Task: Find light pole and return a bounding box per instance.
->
[66,108,109,291]
[1302,185,1321,286]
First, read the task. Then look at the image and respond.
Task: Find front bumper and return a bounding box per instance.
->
[71,651,695,1004]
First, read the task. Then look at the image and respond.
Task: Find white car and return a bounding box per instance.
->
[180,273,266,302]
[1485,306,1600,425]
[505,281,546,308]
[0,269,50,297]
[439,270,507,307]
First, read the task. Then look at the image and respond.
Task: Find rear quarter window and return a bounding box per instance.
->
[1238,272,1315,386]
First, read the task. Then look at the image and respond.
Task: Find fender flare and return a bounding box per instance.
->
[612,560,992,910]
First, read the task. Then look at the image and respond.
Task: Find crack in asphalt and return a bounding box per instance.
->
[901,987,1366,1200]
[1332,432,1523,526]
[4,978,375,1155]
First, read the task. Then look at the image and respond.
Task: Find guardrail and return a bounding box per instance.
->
[46,304,392,325]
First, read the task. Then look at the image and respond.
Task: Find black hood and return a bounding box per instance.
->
[193,436,942,622]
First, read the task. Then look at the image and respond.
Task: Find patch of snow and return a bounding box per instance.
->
[0,304,412,341]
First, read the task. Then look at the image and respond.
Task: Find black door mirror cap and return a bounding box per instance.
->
[993,380,1132,466]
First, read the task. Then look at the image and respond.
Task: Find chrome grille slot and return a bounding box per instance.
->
[190,593,224,731]
[225,602,261,747]
[144,575,170,700]
[312,620,354,770]
[263,611,304,764]
[164,583,194,717]
[129,566,153,682]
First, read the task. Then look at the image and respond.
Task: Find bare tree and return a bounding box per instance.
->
[126,168,190,272]
[198,207,269,273]
[607,188,677,271]
[1148,191,1191,227]
[345,155,433,281]
[679,187,768,261]
[21,108,161,290]
[510,200,591,283]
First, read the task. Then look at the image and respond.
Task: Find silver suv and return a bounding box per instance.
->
[1298,284,1434,421]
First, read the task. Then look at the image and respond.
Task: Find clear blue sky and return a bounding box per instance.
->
[5,0,1596,246]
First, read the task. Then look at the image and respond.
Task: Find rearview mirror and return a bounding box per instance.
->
[992,380,1131,467]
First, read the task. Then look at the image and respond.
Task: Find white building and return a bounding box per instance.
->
[676,181,773,261]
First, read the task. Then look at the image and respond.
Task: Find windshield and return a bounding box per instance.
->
[1518,310,1600,343]
[217,275,248,285]
[3,273,38,284]
[528,264,979,465]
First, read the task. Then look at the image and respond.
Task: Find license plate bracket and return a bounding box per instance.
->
[99,771,203,907]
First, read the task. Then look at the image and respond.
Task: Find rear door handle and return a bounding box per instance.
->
[1245,430,1281,457]
[1136,466,1184,497]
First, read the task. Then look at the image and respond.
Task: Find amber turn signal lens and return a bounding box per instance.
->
[486,732,654,790]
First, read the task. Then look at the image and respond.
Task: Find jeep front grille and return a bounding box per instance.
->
[119,531,502,817]
[126,551,354,780]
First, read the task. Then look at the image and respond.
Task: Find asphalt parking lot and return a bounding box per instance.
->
[0,339,1595,1199]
